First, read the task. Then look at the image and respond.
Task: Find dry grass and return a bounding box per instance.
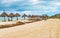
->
[0,18,43,28]
[0,19,40,28]
[0,21,25,28]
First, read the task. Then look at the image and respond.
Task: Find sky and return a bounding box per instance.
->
[0,0,60,16]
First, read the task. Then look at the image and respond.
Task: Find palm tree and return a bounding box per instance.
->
[9,13,14,21]
[1,11,8,21]
[15,13,20,20]
[22,13,27,20]
[42,14,49,20]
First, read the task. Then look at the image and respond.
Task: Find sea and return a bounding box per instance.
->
[0,17,23,22]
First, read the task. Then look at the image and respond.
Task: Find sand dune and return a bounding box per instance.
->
[0,19,60,38]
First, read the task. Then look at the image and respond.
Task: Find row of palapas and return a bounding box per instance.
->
[0,11,48,21]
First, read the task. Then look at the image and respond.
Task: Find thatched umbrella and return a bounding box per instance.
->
[28,15,31,18]
[1,11,8,21]
[7,15,10,21]
[22,13,27,20]
[15,13,20,20]
[30,15,35,18]
[9,13,14,21]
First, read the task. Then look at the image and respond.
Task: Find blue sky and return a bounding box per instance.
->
[0,0,60,16]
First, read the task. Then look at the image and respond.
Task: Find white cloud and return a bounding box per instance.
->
[50,1,60,6]
[28,0,46,5]
[1,0,23,7]
[53,2,60,6]
[21,11,47,15]
[0,0,60,15]
[29,0,39,4]
[0,10,21,15]
[0,11,3,14]
[1,0,21,3]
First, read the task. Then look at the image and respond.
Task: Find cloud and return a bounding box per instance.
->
[51,1,60,6]
[1,0,23,7]
[0,10,21,15]
[28,0,40,5]
[22,11,32,15]
[21,11,50,15]
[0,0,60,16]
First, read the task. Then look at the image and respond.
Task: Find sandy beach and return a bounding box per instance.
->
[0,19,60,38]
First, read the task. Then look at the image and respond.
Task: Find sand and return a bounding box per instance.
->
[0,19,60,38]
[0,22,16,25]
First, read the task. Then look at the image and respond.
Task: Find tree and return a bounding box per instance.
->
[50,14,60,19]
[42,14,49,20]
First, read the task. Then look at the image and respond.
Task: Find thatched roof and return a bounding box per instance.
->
[30,15,35,18]
[9,13,14,17]
[28,15,31,17]
[22,13,27,17]
[15,13,20,17]
[1,11,8,17]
